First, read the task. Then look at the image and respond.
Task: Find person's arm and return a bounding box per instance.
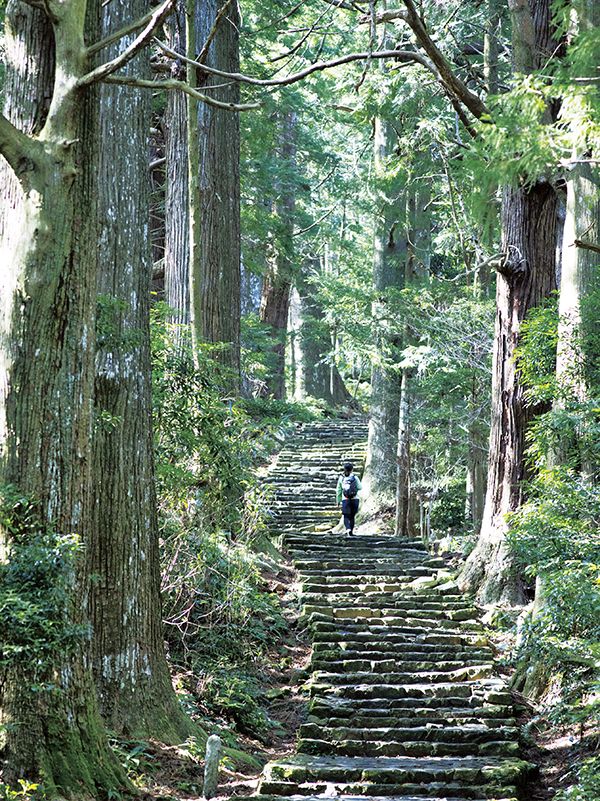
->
[355,475,363,492]
[336,475,342,505]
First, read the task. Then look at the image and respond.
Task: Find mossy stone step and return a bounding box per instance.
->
[307,696,515,716]
[259,753,533,795]
[297,738,520,759]
[300,721,518,741]
[310,665,495,685]
[309,713,518,730]
[312,641,494,659]
[311,659,493,675]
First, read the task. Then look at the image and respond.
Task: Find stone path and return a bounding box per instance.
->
[252,419,534,801]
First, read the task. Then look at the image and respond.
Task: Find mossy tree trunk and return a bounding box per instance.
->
[0,0,129,793]
[459,0,562,604]
[91,0,194,743]
[459,180,558,604]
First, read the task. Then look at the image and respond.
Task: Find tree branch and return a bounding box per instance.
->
[78,0,175,87]
[87,3,170,57]
[0,113,39,180]
[574,239,600,255]
[196,0,235,65]
[102,75,261,111]
[155,38,442,87]
[398,0,490,121]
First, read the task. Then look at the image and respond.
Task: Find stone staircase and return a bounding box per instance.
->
[263,418,369,538]
[251,419,534,801]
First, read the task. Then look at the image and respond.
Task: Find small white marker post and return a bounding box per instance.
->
[203,734,222,799]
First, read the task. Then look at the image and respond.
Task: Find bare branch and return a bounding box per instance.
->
[320,0,365,11]
[87,4,170,57]
[78,0,175,88]
[155,38,442,87]
[197,0,235,65]
[398,0,490,121]
[102,74,261,111]
[574,239,600,255]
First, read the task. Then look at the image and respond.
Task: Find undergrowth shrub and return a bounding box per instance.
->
[0,485,85,677]
[508,297,600,745]
[152,307,308,738]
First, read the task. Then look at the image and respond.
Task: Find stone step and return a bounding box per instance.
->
[299,721,519,740]
[251,421,532,801]
[259,754,532,797]
[307,698,517,722]
[297,738,520,759]
[311,658,494,675]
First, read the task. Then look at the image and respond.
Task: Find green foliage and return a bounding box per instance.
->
[431,483,467,533]
[108,737,156,783]
[0,485,86,674]
[0,780,41,800]
[515,297,559,405]
[198,669,271,739]
[151,303,300,535]
[161,525,287,661]
[555,757,600,801]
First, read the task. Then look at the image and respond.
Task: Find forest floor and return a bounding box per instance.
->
[132,515,595,801]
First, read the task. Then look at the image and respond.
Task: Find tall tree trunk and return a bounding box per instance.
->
[91,0,193,743]
[259,110,297,399]
[460,180,557,603]
[193,0,241,386]
[0,1,127,792]
[365,116,405,500]
[394,369,413,536]
[164,2,191,348]
[459,0,562,603]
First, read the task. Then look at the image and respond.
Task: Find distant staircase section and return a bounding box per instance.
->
[249,419,535,801]
[262,418,369,539]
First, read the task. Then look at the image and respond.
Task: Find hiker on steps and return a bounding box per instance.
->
[336,461,362,536]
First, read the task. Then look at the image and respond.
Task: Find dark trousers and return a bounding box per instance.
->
[341,497,359,532]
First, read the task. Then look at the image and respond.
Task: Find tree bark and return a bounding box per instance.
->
[0,1,127,793]
[259,110,297,399]
[365,116,405,499]
[459,180,557,603]
[458,0,562,603]
[164,1,191,347]
[193,0,241,385]
[92,0,194,742]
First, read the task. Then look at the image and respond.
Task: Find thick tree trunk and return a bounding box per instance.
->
[459,0,562,603]
[394,369,413,536]
[193,0,241,385]
[459,180,557,603]
[0,1,127,793]
[92,0,193,743]
[365,116,406,499]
